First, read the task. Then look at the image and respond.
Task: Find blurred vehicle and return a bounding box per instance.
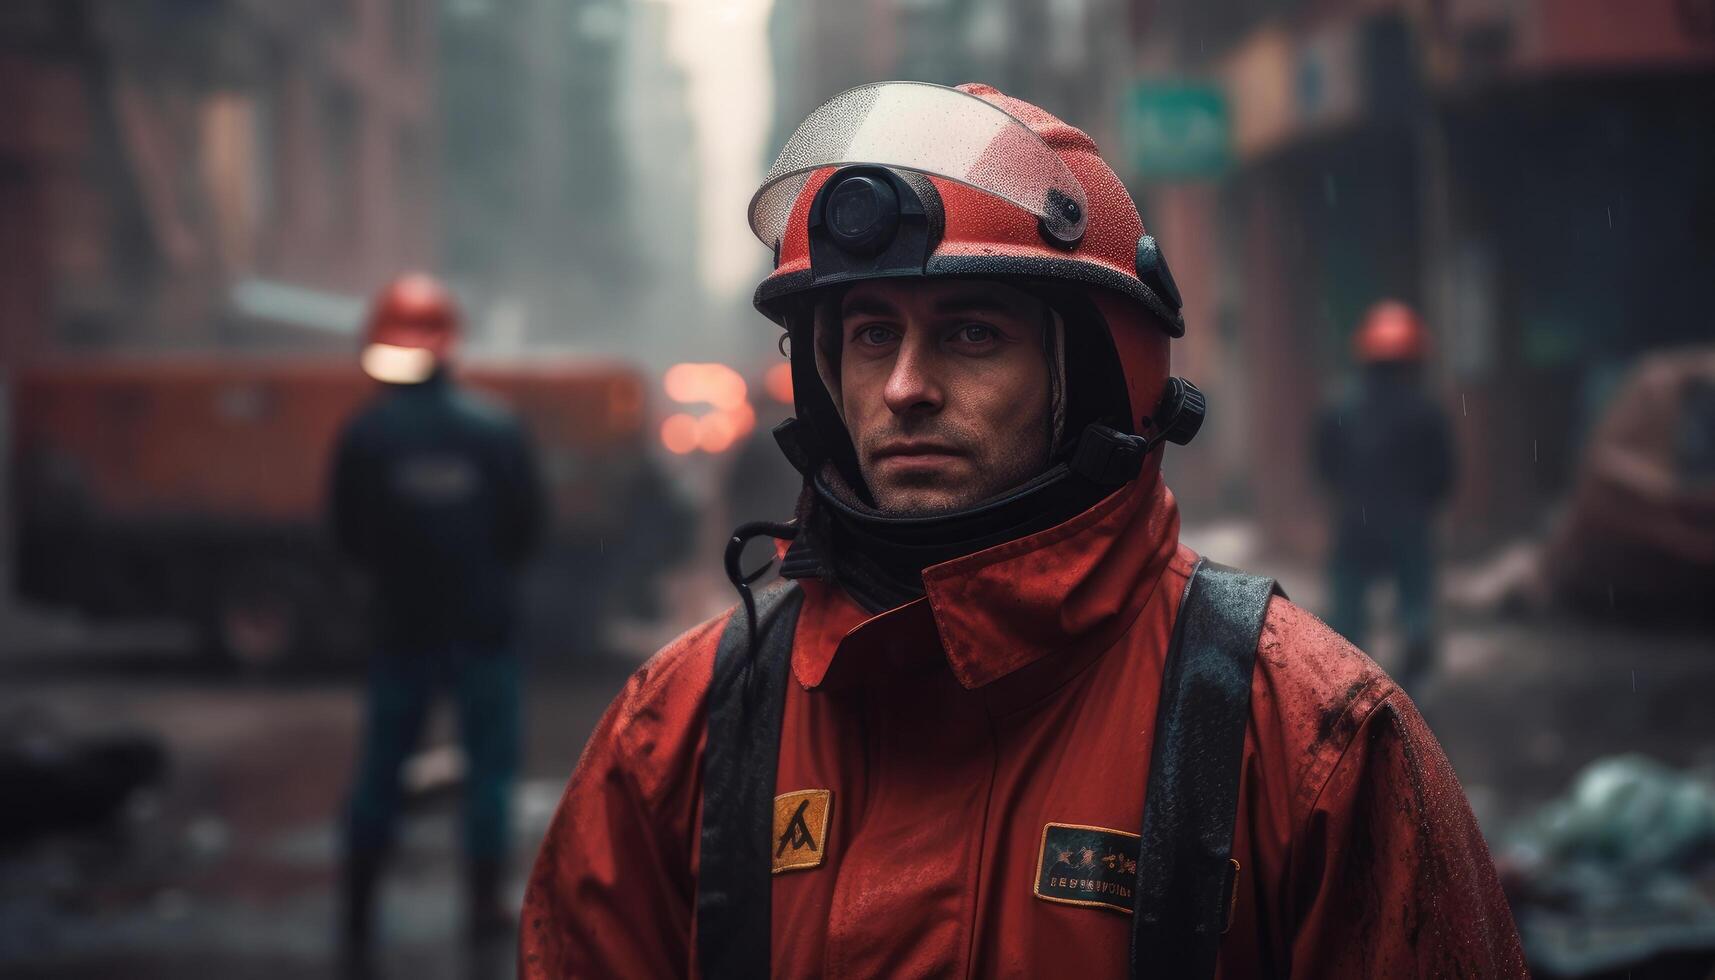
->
[10,354,657,670]
[1455,347,1715,624]
[1541,346,1715,619]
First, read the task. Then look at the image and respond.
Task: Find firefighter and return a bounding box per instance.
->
[1314,301,1457,693]
[331,274,544,969]
[522,83,1522,977]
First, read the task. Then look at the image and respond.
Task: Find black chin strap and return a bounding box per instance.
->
[779,409,1179,600]
[775,375,1204,502]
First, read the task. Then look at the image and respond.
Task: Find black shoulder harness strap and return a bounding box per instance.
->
[695,580,804,980]
[693,561,1276,980]
[1130,558,1281,980]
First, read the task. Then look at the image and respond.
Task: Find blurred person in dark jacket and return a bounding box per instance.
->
[1314,300,1456,692]
[330,274,544,970]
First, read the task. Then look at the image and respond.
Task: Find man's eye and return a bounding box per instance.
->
[858,325,896,346]
[956,324,997,344]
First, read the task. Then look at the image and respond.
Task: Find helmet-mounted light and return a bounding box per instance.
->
[805,165,942,285]
[824,174,898,253]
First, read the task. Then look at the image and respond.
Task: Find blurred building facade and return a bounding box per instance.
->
[0,0,439,363]
[1130,0,1715,556]
[439,0,641,353]
[613,0,703,363]
[768,0,1134,163]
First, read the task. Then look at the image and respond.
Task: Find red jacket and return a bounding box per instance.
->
[521,471,1526,977]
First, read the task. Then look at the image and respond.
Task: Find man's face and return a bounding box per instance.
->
[837,279,1052,516]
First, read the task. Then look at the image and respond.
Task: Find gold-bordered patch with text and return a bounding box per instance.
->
[771,789,832,874]
[1034,822,1139,913]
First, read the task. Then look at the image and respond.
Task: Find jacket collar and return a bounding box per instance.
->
[791,469,1180,691]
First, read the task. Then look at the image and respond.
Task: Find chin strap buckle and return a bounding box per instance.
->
[772,417,823,476]
[1071,378,1207,487]
[1071,424,1147,486]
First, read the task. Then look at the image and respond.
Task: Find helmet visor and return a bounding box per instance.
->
[750,81,1089,248]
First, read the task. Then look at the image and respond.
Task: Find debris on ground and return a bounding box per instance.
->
[0,718,168,843]
[1501,754,1715,978]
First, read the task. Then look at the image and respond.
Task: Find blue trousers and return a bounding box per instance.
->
[344,649,520,861]
[1328,524,1436,654]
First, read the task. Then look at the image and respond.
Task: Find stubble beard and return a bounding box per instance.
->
[858,420,1051,518]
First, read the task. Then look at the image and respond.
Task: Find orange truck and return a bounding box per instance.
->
[10,354,684,669]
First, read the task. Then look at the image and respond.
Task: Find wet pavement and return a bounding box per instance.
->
[0,649,633,980]
[1,551,1712,977]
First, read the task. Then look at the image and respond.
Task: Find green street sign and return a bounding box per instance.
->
[1124,82,1231,181]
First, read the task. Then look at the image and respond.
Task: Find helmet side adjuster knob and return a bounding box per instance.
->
[1147,377,1205,447]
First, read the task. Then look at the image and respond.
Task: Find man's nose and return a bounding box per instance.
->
[882,333,944,416]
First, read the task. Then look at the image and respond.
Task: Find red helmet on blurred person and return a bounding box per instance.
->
[1352,300,1429,364]
[361,273,460,383]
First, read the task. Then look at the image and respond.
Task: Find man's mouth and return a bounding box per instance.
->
[872,440,964,461]
[870,441,967,480]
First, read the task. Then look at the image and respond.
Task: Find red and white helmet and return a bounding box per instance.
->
[751,82,1200,498]
[360,273,461,384]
